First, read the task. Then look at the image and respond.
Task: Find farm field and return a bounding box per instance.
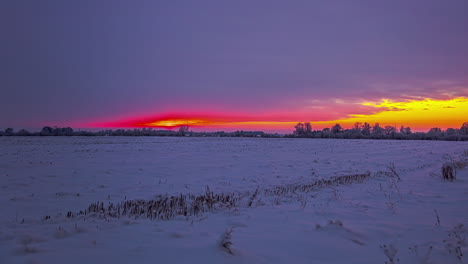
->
[0,137,467,264]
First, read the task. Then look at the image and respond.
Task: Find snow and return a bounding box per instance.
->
[0,137,467,264]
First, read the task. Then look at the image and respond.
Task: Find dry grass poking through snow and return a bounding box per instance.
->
[50,173,372,222]
[219,228,234,255]
[442,164,457,181]
[63,186,239,220]
[442,153,468,181]
[264,173,371,196]
[380,244,399,264]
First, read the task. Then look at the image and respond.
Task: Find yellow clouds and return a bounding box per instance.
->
[311,97,468,131]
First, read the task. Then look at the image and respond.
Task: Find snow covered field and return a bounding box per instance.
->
[1,137,467,264]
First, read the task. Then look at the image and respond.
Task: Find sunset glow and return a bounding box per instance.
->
[3,2,468,263]
[312,97,468,131]
[92,97,467,132]
[140,119,210,127]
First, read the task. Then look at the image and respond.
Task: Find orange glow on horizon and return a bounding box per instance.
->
[137,119,299,131]
[91,97,467,132]
[313,97,468,131]
[140,119,210,127]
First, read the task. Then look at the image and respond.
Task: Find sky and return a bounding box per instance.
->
[1,0,467,133]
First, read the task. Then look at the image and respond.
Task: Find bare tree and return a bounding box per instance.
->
[178,125,190,136]
[331,124,343,134]
[428,127,442,134]
[460,122,468,135]
[294,123,306,136]
[41,126,53,136]
[399,125,412,135]
[5,128,13,136]
[305,122,313,136]
[384,126,397,136]
[353,122,362,131]
[446,128,457,135]
[371,123,384,136]
[362,123,371,136]
[17,129,30,136]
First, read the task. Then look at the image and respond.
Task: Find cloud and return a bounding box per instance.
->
[311,97,468,131]
[90,97,467,133]
[2,1,467,129]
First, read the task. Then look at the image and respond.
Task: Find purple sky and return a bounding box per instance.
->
[1,0,467,129]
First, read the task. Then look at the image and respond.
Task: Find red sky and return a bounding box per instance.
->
[89,97,468,133]
[1,2,467,131]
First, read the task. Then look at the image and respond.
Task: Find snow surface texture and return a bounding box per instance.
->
[0,137,467,264]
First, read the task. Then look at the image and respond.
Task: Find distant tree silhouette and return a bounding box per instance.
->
[41,126,53,136]
[292,122,314,137]
[460,122,468,135]
[60,127,74,136]
[353,122,362,131]
[400,126,412,135]
[384,126,397,137]
[446,128,457,135]
[371,123,384,136]
[361,123,371,136]
[294,123,306,136]
[428,127,442,133]
[178,125,190,136]
[5,128,13,136]
[17,129,30,136]
[331,124,343,134]
[305,122,313,136]
[320,128,330,138]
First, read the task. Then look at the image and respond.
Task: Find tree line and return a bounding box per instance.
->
[1,122,467,141]
[290,122,468,141]
[0,126,278,138]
